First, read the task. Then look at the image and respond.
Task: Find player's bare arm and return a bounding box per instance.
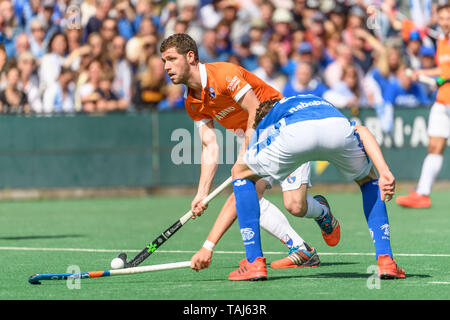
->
[191,120,219,217]
[190,178,267,271]
[232,89,261,176]
[414,67,441,79]
[354,125,395,201]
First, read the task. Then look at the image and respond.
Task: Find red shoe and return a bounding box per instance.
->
[378,254,406,279]
[314,195,341,247]
[229,257,267,281]
[396,190,431,208]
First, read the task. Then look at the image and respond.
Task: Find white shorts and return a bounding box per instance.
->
[263,162,312,191]
[427,102,450,139]
[245,117,372,183]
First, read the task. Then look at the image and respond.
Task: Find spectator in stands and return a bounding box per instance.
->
[66,27,82,55]
[164,0,203,43]
[134,0,162,36]
[95,70,128,112]
[248,18,269,57]
[323,43,364,89]
[271,8,294,56]
[79,59,103,113]
[310,32,333,78]
[278,41,319,82]
[137,17,157,38]
[420,45,436,69]
[304,10,326,44]
[132,55,166,111]
[342,5,365,48]
[291,0,307,31]
[1,0,23,58]
[173,19,189,34]
[282,62,328,98]
[114,0,135,41]
[72,45,93,112]
[233,34,259,71]
[220,0,240,25]
[323,64,369,112]
[0,62,29,114]
[157,84,184,111]
[19,0,41,31]
[80,0,97,28]
[259,0,276,32]
[38,0,60,40]
[198,29,229,63]
[0,0,440,117]
[386,64,430,108]
[253,52,286,92]
[14,33,30,59]
[350,28,375,74]
[38,31,68,94]
[386,45,404,77]
[17,51,42,113]
[403,30,423,70]
[110,35,132,104]
[27,17,47,60]
[418,45,437,101]
[327,2,347,34]
[100,17,118,44]
[0,44,7,89]
[220,0,243,43]
[87,32,109,66]
[83,0,113,43]
[324,31,340,63]
[199,0,223,30]
[214,19,233,58]
[43,66,75,113]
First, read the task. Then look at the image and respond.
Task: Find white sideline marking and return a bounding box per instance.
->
[429,281,450,285]
[0,246,450,257]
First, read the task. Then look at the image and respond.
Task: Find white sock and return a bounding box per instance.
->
[304,194,326,219]
[416,154,443,196]
[259,197,306,250]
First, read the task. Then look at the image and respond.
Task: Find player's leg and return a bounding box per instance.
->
[334,121,404,279]
[281,159,341,247]
[229,163,267,281]
[396,102,449,208]
[356,169,405,279]
[270,163,321,268]
[256,178,309,253]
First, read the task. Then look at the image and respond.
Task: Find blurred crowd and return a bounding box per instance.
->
[0,0,443,116]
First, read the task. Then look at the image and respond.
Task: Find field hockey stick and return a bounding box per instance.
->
[28,261,191,285]
[118,176,233,268]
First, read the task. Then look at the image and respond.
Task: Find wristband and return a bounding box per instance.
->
[202,240,215,251]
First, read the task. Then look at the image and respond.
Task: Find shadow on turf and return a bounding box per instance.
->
[269,272,431,280]
[316,262,358,267]
[0,234,85,240]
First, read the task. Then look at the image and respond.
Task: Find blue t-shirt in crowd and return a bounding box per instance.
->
[282,79,328,98]
[386,79,430,108]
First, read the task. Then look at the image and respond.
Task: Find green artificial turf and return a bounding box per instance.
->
[0,191,449,300]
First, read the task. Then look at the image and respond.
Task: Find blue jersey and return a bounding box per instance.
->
[250,94,346,151]
[256,94,345,130]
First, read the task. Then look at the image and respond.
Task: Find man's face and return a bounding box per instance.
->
[438,8,450,35]
[112,37,125,58]
[161,47,191,85]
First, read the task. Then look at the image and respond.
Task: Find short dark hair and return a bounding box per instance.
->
[160,33,199,62]
[253,99,280,129]
[437,3,450,12]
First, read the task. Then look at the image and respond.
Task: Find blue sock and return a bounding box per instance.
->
[232,179,263,263]
[360,179,393,259]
